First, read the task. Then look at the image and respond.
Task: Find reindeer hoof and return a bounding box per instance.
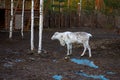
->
[89,56,92,58]
[64,56,70,60]
[81,54,84,57]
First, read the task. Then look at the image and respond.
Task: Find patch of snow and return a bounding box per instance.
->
[52,75,63,80]
[71,58,98,69]
[76,70,109,80]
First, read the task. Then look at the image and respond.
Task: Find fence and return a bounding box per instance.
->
[43,11,120,29]
[3,10,120,31]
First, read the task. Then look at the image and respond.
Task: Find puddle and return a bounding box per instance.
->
[76,70,109,80]
[52,75,63,80]
[71,58,98,69]
[52,58,114,80]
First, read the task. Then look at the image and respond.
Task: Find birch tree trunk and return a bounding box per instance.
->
[9,0,14,39]
[31,0,34,51]
[79,0,82,16]
[21,0,25,38]
[38,0,44,54]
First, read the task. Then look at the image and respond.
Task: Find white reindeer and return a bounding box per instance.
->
[51,31,92,57]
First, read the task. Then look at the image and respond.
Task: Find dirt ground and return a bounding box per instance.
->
[0,27,120,80]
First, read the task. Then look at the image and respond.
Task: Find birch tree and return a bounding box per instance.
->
[9,0,14,39]
[38,0,44,54]
[79,0,82,16]
[31,0,34,51]
[21,0,25,38]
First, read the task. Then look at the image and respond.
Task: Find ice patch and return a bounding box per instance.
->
[76,70,109,80]
[71,58,98,69]
[52,75,63,80]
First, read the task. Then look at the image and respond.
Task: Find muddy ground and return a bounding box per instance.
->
[0,27,120,80]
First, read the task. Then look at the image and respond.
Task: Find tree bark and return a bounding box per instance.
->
[21,0,25,38]
[31,0,34,51]
[38,0,44,54]
[9,0,14,39]
[79,0,82,16]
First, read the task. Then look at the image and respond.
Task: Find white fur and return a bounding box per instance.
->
[51,31,92,57]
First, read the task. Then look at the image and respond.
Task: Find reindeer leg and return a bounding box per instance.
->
[69,44,72,55]
[67,44,70,56]
[81,43,87,57]
[87,44,91,57]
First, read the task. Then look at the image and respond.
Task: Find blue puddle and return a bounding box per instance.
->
[71,58,98,69]
[52,58,115,80]
[52,75,63,80]
[76,70,109,80]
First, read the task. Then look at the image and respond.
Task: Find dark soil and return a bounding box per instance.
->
[0,27,120,80]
